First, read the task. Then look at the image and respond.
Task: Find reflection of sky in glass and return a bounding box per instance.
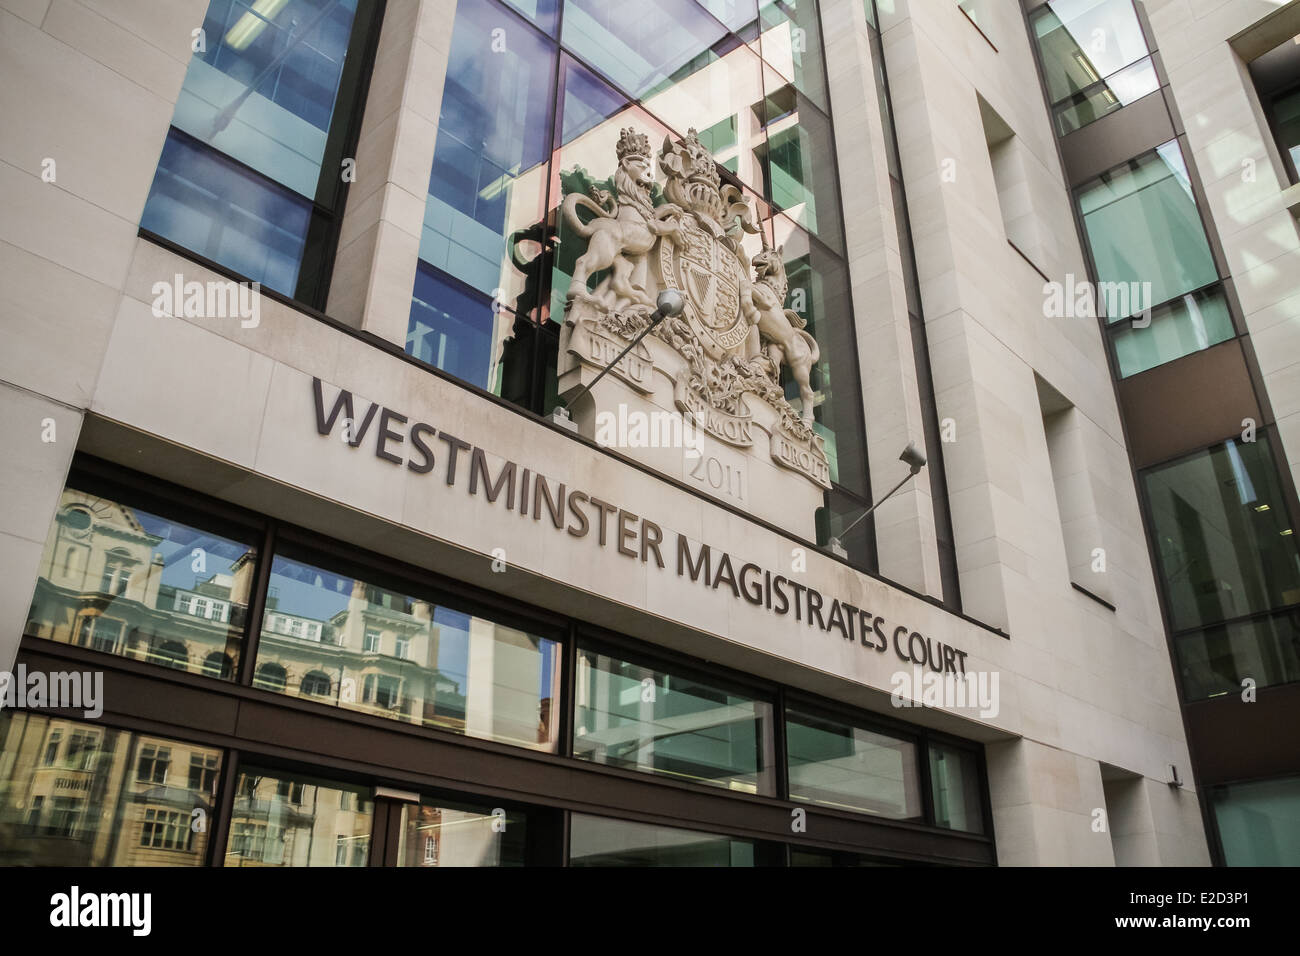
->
[133,508,250,594]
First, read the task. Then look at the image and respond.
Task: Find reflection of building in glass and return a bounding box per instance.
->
[0,713,218,866]
[254,559,558,749]
[225,769,371,868]
[25,491,252,678]
[395,798,526,867]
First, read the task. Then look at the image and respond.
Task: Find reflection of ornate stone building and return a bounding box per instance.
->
[0,713,218,866]
[225,772,369,868]
[26,491,252,678]
[252,580,463,728]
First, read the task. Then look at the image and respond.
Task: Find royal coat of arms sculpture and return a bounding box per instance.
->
[557,127,832,531]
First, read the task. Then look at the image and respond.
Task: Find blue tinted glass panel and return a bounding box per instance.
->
[25,485,257,681]
[558,56,629,148]
[174,0,360,197]
[408,265,516,393]
[420,3,555,305]
[562,0,729,100]
[141,129,312,296]
[502,0,561,35]
[697,0,759,32]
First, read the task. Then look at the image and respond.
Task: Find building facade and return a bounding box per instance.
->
[0,0,1293,866]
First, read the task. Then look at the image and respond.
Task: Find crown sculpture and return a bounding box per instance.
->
[558,128,831,528]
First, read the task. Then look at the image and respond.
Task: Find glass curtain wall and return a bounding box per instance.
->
[1143,437,1300,700]
[1030,0,1160,135]
[1076,141,1234,376]
[405,0,876,569]
[140,0,382,305]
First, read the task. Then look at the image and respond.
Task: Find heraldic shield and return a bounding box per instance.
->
[658,215,750,354]
[556,125,833,521]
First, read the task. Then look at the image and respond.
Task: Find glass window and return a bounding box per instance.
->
[758,0,828,112]
[769,218,865,493]
[633,36,768,194]
[406,0,556,396]
[1245,33,1300,183]
[928,742,984,833]
[141,128,313,296]
[790,847,899,865]
[140,0,379,303]
[255,551,561,750]
[1175,608,1300,701]
[408,266,514,393]
[573,645,775,794]
[1054,57,1158,135]
[225,767,372,867]
[174,0,361,193]
[785,706,922,819]
[569,813,755,866]
[0,713,220,866]
[1031,0,1158,135]
[26,486,257,681]
[699,0,760,33]
[1211,775,1300,866]
[1110,288,1234,378]
[1143,436,1300,632]
[396,797,528,866]
[561,0,731,102]
[1078,142,1219,320]
[760,91,843,252]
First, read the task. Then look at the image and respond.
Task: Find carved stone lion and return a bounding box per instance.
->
[561,129,684,313]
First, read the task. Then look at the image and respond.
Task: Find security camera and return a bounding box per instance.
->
[899,441,927,474]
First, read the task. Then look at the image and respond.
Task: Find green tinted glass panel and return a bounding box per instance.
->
[785,707,921,819]
[1079,142,1218,316]
[573,647,775,794]
[1212,776,1300,866]
[1176,609,1300,701]
[1111,288,1234,377]
[1053,56,1158,135]
[929,742,984,833]
[1143,437,1300,632]
[1033,0,1150,107]
[758,0,828,111]
[569,813,755,866]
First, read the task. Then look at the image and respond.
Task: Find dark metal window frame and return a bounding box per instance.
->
[14,452,996,866]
